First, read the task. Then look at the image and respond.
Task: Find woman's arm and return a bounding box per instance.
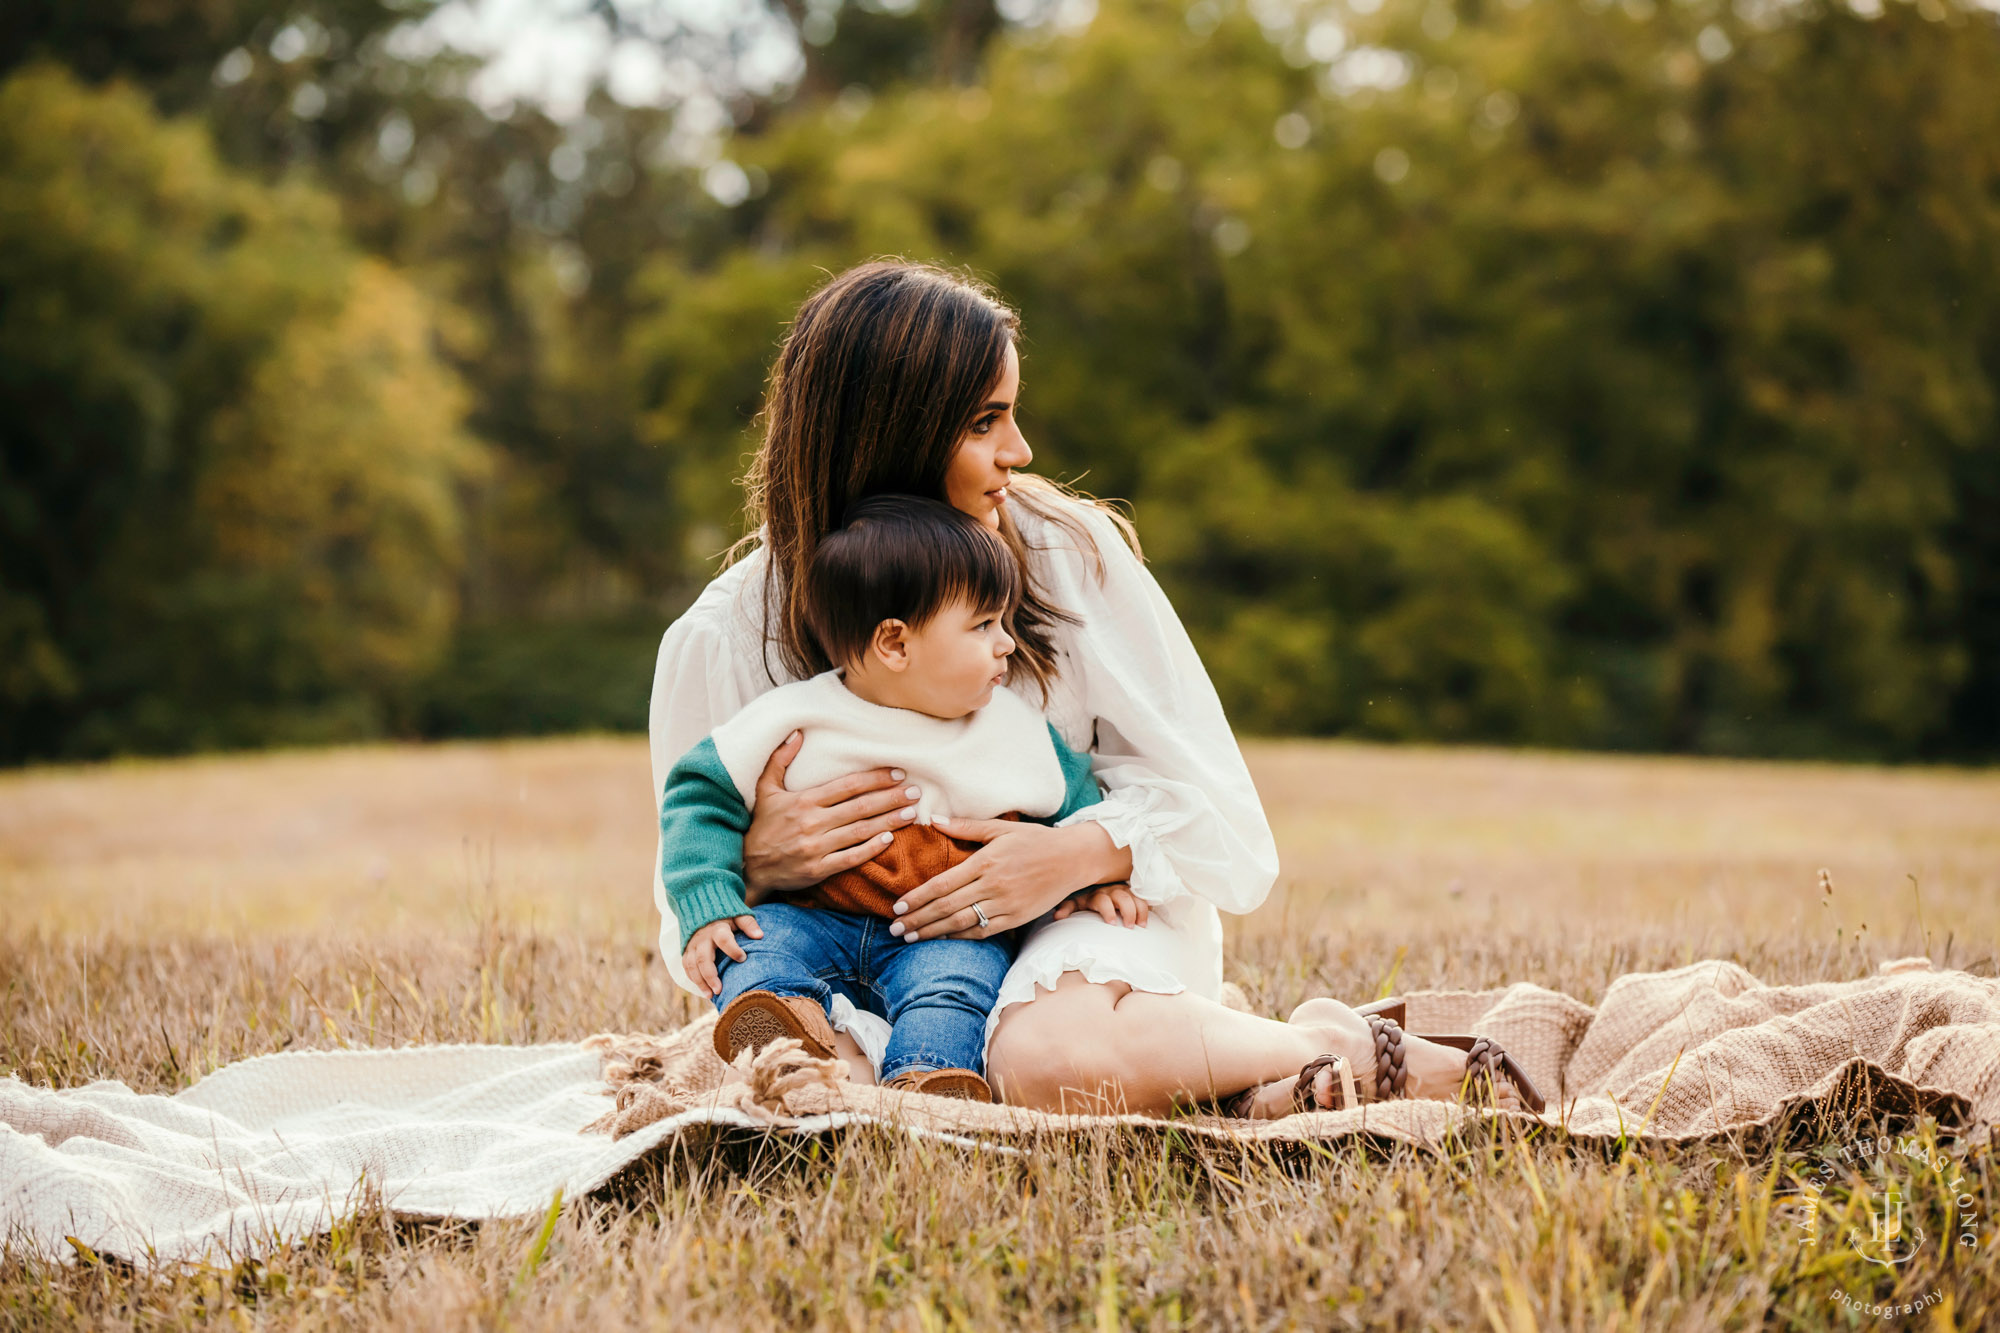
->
[1047,500,1280,913]
[889,499,1279,939]
[887,817,1130,941]
[739,730,923,895]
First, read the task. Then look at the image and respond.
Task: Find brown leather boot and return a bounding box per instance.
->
[713,990,839,1063]
[884,1067,994,1102]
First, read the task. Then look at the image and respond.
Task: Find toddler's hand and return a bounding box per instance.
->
[1051,882,1149,929]
[681,914,762,998]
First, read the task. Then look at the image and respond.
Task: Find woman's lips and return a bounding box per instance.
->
[986,485,1009,503]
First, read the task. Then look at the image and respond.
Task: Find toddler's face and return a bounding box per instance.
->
[896,596,1016,718]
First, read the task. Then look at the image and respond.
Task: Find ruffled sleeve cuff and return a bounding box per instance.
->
[1055,789,1190,907]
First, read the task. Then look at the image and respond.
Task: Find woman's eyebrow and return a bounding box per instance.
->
[979,399,1012,412]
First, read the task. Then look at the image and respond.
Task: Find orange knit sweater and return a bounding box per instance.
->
[793,813,1023,917]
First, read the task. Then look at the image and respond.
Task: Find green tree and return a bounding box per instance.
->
[626,0,2000,755]
[0,64,483,758]
[8,0,1999,761]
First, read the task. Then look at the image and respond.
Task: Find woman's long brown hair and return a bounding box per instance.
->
[727,259,1140,701]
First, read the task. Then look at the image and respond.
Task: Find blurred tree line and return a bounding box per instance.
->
[2,0,1997,762]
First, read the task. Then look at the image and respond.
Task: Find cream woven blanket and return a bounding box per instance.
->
[4,957,1994,1264]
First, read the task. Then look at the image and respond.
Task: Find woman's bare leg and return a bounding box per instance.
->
[987,974,1503,1115]
[988,974,1342,1114]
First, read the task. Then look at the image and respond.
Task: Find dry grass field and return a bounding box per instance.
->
[3,736,1997,1329]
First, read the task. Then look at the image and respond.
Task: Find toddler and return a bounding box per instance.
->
[657,494,1133,1100]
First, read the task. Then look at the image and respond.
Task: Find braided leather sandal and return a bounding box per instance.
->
[1222,998,1409,1117]
[1342,1004,1547,1115]
[1412,1032,1547,1115]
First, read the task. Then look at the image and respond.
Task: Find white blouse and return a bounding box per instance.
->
[645,488,1281,1031]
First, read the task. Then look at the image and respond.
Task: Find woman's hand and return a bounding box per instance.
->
[890,817,1134,941]
[1052,881,1149,929]
[741,730,923,897]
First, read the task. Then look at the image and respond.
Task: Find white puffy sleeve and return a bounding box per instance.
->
[648,606,754,808]
[1036,500,1281,914]
[648,560,769,988]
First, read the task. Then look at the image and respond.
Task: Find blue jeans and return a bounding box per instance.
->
[711,902,1013,1081]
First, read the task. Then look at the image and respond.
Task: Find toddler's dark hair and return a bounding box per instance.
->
[804,495,1021,669]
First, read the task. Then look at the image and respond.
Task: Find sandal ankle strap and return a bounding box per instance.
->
[1291,1053,1360,1112]
[1365,1013,1409,1100]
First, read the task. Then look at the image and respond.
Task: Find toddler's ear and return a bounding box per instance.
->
[869,618,912,673]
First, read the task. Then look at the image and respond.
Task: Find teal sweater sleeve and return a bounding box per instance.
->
[1045,721,1103,823]
[658,735,755,950]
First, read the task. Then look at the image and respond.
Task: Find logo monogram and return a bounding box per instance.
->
[1848,1190,1925,1267]
[1780,1126,1984,1321]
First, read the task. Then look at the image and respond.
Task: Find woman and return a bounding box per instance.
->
[647,260,1540,1118]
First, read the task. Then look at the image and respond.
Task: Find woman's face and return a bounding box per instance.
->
[943,340,1032,530]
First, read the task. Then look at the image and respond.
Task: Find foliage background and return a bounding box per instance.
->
[3,0,1997,762]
